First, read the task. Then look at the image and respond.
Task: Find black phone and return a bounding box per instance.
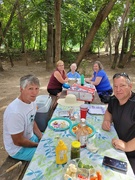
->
[102,156,127,173]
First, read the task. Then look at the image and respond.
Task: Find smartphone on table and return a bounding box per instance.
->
[102,156,127,173]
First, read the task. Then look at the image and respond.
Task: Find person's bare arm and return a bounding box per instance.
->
[102,109,112,131]
[54,71,68,84]
[85,75,94,83]
[11,132,38,147]
[33,121,43,140]
[90,77,102,85]
[112,138,135,152]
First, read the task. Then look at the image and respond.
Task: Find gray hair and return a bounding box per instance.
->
[20,74,40,89]
[113,73,131,85]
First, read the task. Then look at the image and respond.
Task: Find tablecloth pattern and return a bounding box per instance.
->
[23,104,135,180]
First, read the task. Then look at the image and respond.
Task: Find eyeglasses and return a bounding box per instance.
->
[113,73,130,80]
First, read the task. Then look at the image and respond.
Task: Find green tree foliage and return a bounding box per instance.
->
[0,0,135,67]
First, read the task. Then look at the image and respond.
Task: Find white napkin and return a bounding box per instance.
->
[86,143,99,153]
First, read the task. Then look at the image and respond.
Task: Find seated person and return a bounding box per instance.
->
[102,73,135,174]
[3,74,43,161]
[67,63,81,79]
[47,60,68,97]
[85,61,112,103]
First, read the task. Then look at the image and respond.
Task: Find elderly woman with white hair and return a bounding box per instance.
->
[67,63,81,79]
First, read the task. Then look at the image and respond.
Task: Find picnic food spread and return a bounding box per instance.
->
[52,120,67,129]
[64,160,103,180]
[72,124,93,134]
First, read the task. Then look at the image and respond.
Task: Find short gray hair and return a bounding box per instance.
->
[20,74,40,89]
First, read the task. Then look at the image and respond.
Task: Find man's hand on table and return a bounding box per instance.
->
[112,138,135,152]
[112,138,127,151]
[102,109,112,131]
[102,120,111,131]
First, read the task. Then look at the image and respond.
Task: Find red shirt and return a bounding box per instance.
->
[47,69,67,90]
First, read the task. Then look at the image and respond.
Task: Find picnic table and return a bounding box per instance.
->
[22,97,135,179]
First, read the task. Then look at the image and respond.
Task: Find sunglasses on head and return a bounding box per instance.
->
[113,73,130,80]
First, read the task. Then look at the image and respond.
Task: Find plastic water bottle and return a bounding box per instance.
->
[81,74,84,86]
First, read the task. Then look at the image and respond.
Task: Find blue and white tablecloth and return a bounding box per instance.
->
[23,104,135,180]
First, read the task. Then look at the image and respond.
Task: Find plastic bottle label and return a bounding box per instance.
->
[59,150,66,160]
[79,135,88,146]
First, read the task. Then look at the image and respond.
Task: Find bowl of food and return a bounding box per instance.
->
[63,158,103,180]
[63,159,78,180]
[70,122,96,138]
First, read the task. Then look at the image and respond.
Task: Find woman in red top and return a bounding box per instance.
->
[47,60,68,97]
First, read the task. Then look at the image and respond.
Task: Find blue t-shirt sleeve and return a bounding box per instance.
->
[97,70,105,78]
[76,72,81,78]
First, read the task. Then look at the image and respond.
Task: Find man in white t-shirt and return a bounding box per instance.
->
[3,74,43,161]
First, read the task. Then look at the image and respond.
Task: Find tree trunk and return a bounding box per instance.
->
[17,2,25,53]
[75,0,117,67]
[111,0,130,69]
[0,61,4,71]
[107,17,112,62]
[54,0,62,62]
[124,28,130,51]
[46,24,54,69]
[46,0,54,70]
[118,45,135,68]
[0,0,19,46]
[118,29,126,65]
[118,34,135,67]
[127,35,135,63]
[39,18,42,52]
[0,22,14,67]
[33,22,38,51]
[0,0,19,68]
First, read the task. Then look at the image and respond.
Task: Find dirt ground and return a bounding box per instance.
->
[0,55,135,167]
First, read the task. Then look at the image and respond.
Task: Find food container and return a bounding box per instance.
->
[63,159,78,180]
[67,84,95,102]
[71,141,81,159]
[35,95,52,132]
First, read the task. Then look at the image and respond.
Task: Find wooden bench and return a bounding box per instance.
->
[0,156,29,180]
[49,94,57,117]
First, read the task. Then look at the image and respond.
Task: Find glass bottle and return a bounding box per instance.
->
[76,118,89,148]
[56,140,68,165]
[71,141,81,159]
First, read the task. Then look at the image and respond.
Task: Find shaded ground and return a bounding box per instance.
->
[0,55,135,167]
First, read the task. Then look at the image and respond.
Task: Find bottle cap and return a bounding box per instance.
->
[72,141,81,148]
[58,140,64,146]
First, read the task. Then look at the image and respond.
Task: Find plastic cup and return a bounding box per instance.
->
[80,104,88,119]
